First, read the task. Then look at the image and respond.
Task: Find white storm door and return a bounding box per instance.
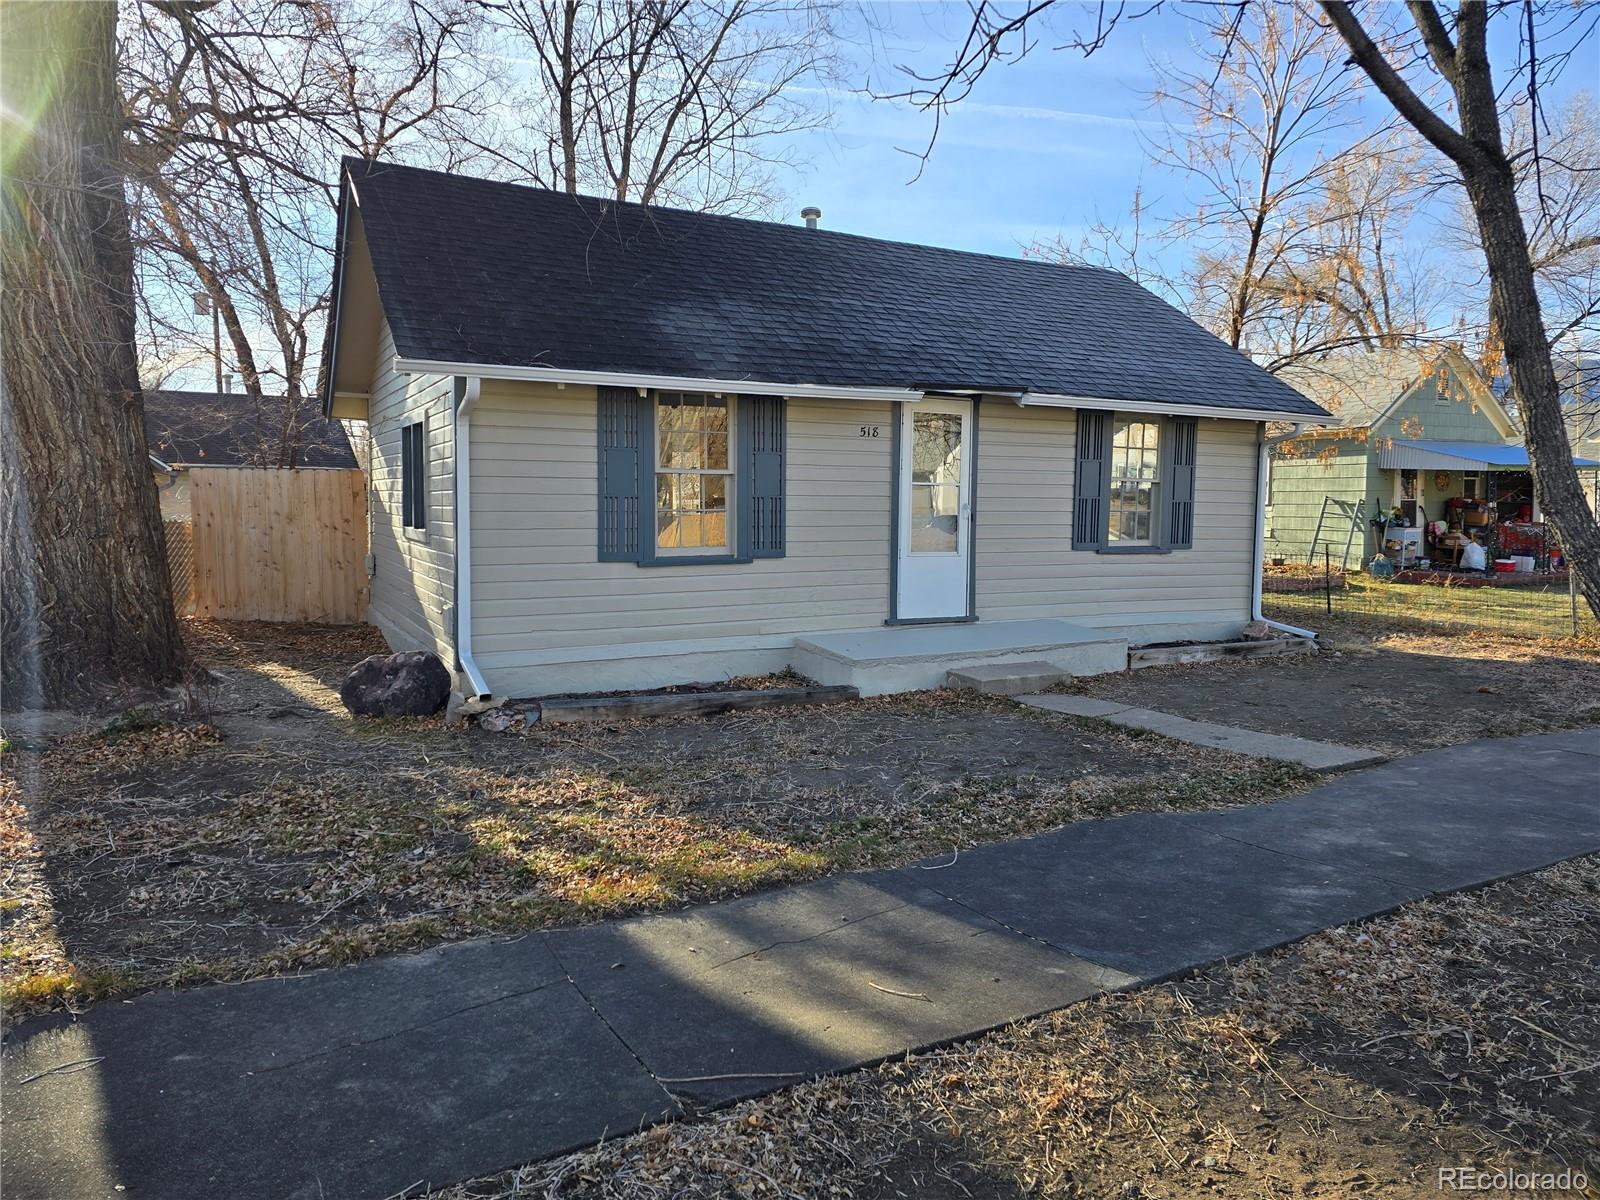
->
[896,399,973,621]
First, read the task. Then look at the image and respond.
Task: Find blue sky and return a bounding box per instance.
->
[770,3,1597,261]
[149,3,1595,390]
[778,5,1184,254]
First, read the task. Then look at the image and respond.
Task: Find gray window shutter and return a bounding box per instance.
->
[740,394,786,558]
[412,424,427,530]
[597,386,646,561]
[1072,410,1111,550]
[400,425,414,528]
[401,422,425,529]
[1165,416,1198,549]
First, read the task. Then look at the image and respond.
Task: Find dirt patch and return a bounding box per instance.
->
[437,855,1600,1200]
[0,621,1310,1022]
[1077,623,1600,756]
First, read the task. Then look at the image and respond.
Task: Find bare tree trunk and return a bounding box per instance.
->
[1,1,186,709]
[1321,0,1600,620]
[1467,168,1600,618]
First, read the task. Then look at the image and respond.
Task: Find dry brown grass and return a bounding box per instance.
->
[0,622,1312,1025]
[1078,620,1600,757]
[437,855,1600,1200]
[1266,576,1600,647]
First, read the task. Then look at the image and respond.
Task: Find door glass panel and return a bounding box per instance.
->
[912,413,962,484]
[907,409,964,554]
[910,484,959,552]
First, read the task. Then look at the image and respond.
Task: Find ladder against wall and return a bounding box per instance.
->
[1306,496,1366,571]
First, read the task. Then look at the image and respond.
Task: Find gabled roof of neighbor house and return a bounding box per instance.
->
[144,390,358,469]
[1278,347,1443,428]
[331,158,1331,422]
[1278,346,1513,436]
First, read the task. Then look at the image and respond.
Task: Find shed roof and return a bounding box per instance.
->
[1375,438,1600,471]
[144,390,358,469]
[336,158,1329,421]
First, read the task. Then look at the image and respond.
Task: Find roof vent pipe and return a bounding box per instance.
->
[801,206,821,230]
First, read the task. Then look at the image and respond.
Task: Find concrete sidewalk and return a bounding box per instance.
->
[4,729,1598,1200]
[1020,693,1388,772]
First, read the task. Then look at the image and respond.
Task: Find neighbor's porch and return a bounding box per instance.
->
[1372,439,1597,576]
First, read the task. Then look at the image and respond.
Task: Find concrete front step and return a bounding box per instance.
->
[947,661,1072,695]
[790,618,1128,697]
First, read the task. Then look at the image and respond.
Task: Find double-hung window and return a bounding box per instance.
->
[1106,417,1162,545]
[1072,410,1197,552]
[597,387,786,564]
[654,392,733,555]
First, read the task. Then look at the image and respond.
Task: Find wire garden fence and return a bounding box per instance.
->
[1263,550,1597,643]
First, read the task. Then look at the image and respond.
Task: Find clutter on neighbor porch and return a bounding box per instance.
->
[1356,467,1567,584]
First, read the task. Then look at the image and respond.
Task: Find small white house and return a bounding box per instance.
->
[323,160,1332,700]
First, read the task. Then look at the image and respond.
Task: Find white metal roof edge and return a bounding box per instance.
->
[393,358,1336,422]
[392,358,925,402]
[1015,392,1336,425]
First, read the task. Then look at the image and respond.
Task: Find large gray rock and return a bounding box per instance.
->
[340,651,451,717]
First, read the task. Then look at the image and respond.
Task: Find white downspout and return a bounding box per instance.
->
[454,377,492,701]
[1252,422,1319,640]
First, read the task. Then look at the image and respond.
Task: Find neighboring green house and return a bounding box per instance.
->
[1558,364,1600,517]
[1266,348,1531,567]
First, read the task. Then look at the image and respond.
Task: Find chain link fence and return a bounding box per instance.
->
[1263,551,1597,642]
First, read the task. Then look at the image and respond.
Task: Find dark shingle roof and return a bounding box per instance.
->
[345,159,1329,419]
[144,390,358,469]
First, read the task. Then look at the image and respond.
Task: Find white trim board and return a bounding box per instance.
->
[392,356,1334,424]
[1014,393,1335,426]
[392,358,924,403]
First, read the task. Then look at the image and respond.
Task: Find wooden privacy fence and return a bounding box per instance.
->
[189,467,369,623]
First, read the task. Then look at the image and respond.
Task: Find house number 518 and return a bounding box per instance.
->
[858,425,881,438]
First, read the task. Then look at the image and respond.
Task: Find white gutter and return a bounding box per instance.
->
[1015,392,1336,426]
[395,358,925,404]
[1251,422,1318,640]
[453,377,492,702]
[396,359,1338,426]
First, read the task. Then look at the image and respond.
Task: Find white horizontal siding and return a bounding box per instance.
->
[461,387,1257,689]
[366,318,455,660]
[974,404,1255,626]
[468,382,893,667]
